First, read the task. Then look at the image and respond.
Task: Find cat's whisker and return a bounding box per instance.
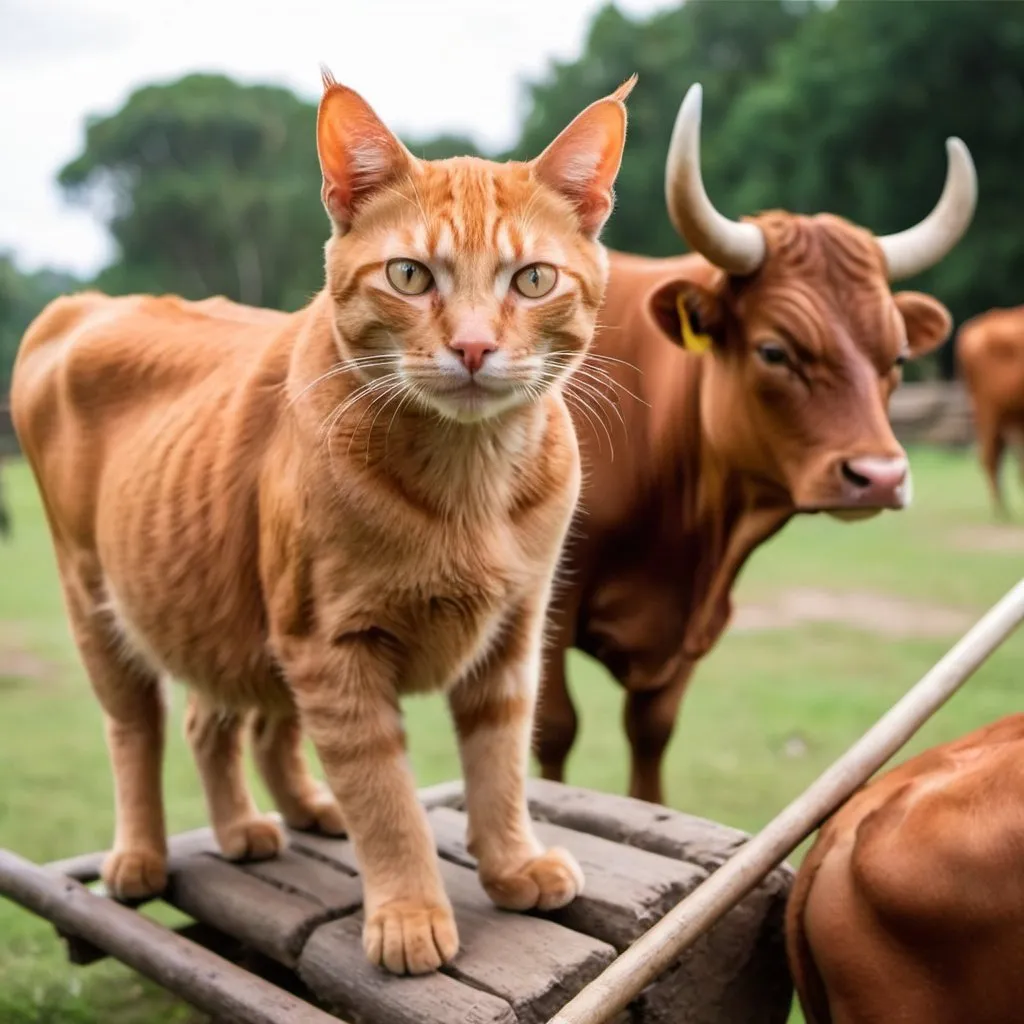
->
[364,381,413,465]
[384,383,421,455]
[319,372,404,448]
[343,377,409,458]
[558,366,633,423]
[569,375,626,431]
[561,387,613,460]
[544,353,649,407]
[293,356,400,409]
[578,348,642,374]
[317,372,398,440]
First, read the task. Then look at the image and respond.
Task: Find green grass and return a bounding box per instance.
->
[1,449,1022,1023]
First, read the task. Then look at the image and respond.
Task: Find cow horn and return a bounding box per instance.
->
[876,138,977,281]
[665,84,766,275]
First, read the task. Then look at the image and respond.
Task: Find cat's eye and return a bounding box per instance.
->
[386,259,434,296]
[513,263,557,299]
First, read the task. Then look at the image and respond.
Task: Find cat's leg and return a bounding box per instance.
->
[251,708,345,834]
[62,576,168,898]
[278,635,457,975]
[449,604,584,912]
[184,691,283,860]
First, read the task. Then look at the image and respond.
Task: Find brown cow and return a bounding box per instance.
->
[957,307,1024,516]
[535,84,977,804]
[787,714,1024,1024]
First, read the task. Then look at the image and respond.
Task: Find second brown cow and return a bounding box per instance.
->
[535,84,978,804]
[957,306,1024,516]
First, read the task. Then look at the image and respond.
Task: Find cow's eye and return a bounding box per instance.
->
[893,353,909,370]
[757,343,790,368]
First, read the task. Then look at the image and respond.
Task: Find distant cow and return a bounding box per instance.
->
[536,85,977,804]
[957,307,1024,516]
[787,714,1024,1024]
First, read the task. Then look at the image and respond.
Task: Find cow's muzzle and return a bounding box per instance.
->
[830,454,911,516]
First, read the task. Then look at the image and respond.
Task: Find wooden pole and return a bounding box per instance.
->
[549,577,1024,1024]
[0,850,344,1024]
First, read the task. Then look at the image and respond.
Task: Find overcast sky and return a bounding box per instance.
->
[1,0,672,277]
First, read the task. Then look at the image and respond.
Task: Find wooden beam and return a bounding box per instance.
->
[0,849,344,1024]
[548,578,1024,1024]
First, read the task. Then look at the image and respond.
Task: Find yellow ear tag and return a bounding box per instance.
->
[677,292,712,355]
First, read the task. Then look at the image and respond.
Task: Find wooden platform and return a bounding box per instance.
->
[1,780,794,1024]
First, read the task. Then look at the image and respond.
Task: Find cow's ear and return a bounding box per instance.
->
[894,291,952,358]
[647,280,725,354]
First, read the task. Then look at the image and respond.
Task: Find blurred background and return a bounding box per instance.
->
[1,2,1023,1022]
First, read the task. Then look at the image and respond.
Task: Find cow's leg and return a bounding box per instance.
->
[184,692,283,860]
[624,670,691,804]
[63,583,168,898]
[251,708,346,834]
[979,421,1008,518]
[533,646,577,782]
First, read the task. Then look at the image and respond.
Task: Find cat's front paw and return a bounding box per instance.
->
[102,846,167,900]
[363,899,459,975]
[481,847,584,912]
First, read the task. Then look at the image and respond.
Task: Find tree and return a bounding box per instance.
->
[0,254,78,394]
[711,0,1024,375]
[60,74,326,311]
[510,1,821,256]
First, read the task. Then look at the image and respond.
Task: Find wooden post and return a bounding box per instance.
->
[549,578,1024,1024]
[0,850,343,1024]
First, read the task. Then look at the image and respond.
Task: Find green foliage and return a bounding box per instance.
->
[59,74,327,311]
[711,0,1024,376]
[0,255,77,394]
[5,0,1024,393]
[511,1,818,256]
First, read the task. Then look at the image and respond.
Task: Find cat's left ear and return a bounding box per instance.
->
[316,67,414,233]
[531,74,636,238]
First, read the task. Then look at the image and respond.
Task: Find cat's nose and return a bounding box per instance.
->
[449,339,497,374]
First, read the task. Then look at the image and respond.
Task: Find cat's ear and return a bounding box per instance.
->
[316,67,413,232]
[530,74,636,238]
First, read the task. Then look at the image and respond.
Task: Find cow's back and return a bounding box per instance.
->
[789,715,1024,1023]
[957,308,1024,428]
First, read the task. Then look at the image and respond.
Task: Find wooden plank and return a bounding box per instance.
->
[417,779,466,810]
[428,807,706,951]
[524,778,751,871]
[42,781,456,885]
[45,826,218,885]
[520,783,795,1024]
[286,825,617,1024]
[240,848,362,913]
[438,861,615,1024]
[166,854,336,968]
[522,781,795,1023]
[300,914,517,1024]
[0,848,343,1024]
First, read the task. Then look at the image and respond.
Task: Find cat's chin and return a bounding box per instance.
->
[422,384,529,424]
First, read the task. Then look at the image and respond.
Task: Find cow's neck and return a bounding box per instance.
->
[648,349,794,657]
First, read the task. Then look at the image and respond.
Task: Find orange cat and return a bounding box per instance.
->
[11,71,632,974]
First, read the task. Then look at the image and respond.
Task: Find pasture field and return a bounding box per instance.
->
[0,450,1021,1023]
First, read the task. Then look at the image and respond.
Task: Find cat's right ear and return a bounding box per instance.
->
[531,74,636,239]
[316,67,413,233]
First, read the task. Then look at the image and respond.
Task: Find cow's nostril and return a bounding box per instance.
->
[841,461,871,489]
